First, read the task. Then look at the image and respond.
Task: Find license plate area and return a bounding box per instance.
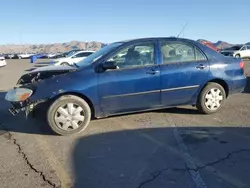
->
[9,107,21,116]
[8,106,26,116]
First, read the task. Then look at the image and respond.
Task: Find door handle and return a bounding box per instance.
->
[196,64,206,69]
[146,69,160,75]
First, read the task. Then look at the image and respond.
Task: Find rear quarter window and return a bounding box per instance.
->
[195,47,207,61]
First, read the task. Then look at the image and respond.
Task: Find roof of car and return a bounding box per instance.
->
[116,37,195,43]
[74,50,95,54]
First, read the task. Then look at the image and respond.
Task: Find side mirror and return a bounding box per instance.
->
[102,61,118,70]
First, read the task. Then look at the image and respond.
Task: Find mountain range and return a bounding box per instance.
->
[197,39,237,49]
[0,39,247,54]
[0,41,107,54]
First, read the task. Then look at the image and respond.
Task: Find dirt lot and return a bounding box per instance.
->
[0,59,250,188]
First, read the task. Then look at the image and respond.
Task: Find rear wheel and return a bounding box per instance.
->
[47,95,91,135]
[197,82,226,114]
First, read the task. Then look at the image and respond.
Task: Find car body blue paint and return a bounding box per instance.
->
[24,37,246,117]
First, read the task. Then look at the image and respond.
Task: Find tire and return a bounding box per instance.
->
[47,95,91,136]
[196,82,226,114]
[235,54,241,58]
[61,62,70,66]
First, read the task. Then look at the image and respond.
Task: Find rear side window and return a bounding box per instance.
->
[195,47,207,61]
[160,41,207,64]
[82,52,93,56]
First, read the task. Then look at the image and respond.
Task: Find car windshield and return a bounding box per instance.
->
[77,42,123,67]
[66,51,79,57]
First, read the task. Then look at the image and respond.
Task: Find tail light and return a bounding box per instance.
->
[239,61,244,69]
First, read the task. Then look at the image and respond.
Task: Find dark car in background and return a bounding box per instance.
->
[5,37,246,136]
[52,49,83,59]
[220,45,243,56]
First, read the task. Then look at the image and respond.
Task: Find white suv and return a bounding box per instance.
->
[53,50,95,66]
[233,45,250,59]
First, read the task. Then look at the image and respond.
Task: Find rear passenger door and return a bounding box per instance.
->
[159,40,209,106]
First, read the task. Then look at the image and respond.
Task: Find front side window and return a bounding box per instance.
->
[246,46,250,50]
[83,52,94,56]
[160,41,207,64]
[107,42,155,69]
[72,52,86,58]
[77,42,123,67]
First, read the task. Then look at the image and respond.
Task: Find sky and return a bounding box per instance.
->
[0,0,249,44]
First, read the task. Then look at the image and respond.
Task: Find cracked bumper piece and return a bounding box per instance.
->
[9,106,25,116]
[8,99,48,116]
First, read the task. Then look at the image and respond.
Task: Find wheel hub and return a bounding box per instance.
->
[204,88,223,111]
[54,103,85,131]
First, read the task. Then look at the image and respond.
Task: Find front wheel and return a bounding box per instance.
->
[61,62,70,66]
[47,95,91,135]
[196,83,226,114]
[235,54,241,58]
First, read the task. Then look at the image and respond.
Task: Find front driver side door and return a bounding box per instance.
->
[244,46,250,58]
[239,46,247,58]
[98,41,161,115]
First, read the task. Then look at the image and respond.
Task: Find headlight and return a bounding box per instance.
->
[5,88,33,102]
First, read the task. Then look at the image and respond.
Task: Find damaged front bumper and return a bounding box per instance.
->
[9,99,48,117]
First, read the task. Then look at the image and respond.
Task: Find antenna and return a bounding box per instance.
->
[177,22,188,38]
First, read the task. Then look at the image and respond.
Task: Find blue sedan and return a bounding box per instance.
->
[5,37,246,135]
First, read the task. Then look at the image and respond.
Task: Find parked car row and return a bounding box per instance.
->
[220,44,250,59]
[1,49,94,60]
[1,49,96,67]
[4,53,35,59]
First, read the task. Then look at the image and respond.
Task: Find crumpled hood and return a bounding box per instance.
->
[17,65,77,85]
[29,64,77,73]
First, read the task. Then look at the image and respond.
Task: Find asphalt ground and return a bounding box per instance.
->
[0,59,250,188]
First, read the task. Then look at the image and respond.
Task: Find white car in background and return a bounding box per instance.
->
[0,56,7,67]
[53,50,95,66]
[18,53,34,59]
[46,53,61,58]
[233,45,250,59]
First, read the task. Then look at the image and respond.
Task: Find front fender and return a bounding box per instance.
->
[29,68,100,113]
